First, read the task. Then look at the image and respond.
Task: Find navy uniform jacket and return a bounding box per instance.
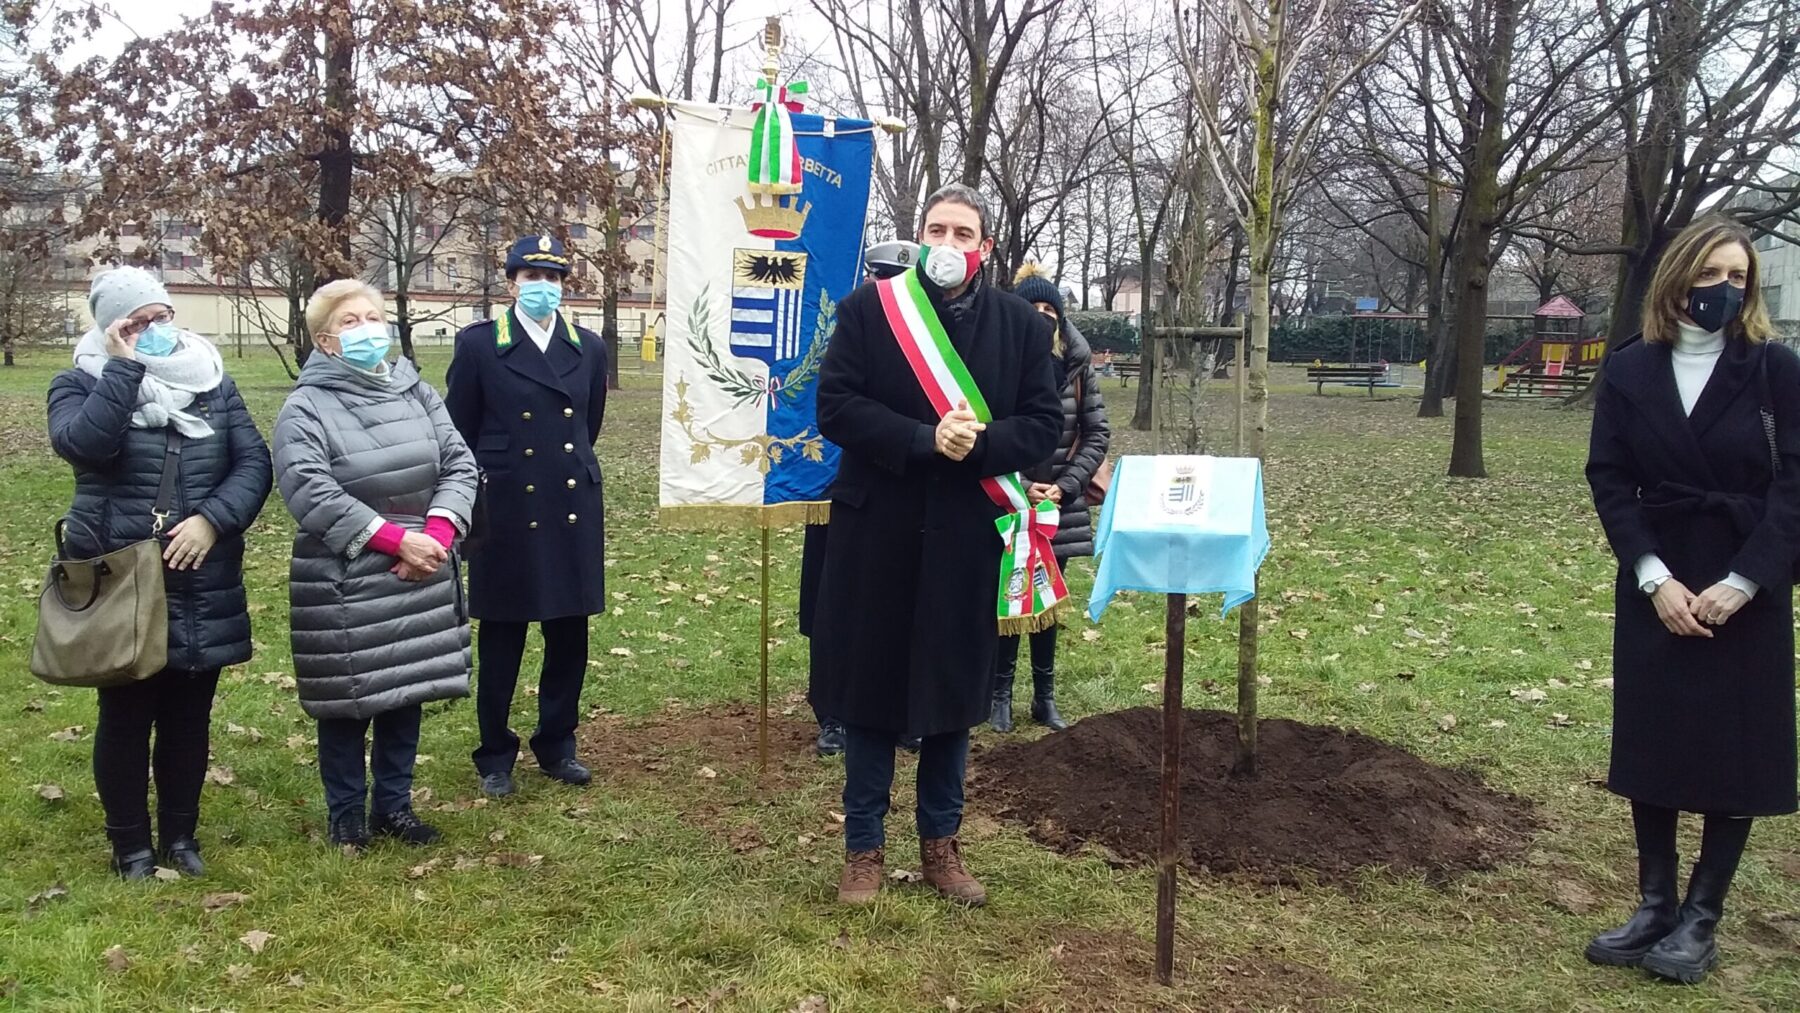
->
[444,308,608,622]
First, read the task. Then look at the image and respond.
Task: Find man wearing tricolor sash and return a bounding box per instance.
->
[810,185,1064,906]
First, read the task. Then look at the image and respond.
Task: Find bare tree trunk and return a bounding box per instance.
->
[395,287,416,363]
[1447,0,1519,480]
[1417,14,1448,418]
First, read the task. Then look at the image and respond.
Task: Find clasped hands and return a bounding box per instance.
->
[934,399,985,461]
[392,531,448,582]
[1650,579,1749,638]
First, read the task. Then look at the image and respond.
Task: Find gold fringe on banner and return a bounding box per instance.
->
[658,501,831,530]
[998,599,1069,637]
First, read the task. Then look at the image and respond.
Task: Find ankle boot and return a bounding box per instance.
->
[157,810,204,878]
[1642,861,1737,983]
[1030,671,1067,731]
[920,836,986,906]
[106,823,156,880]
[1585,850,1679,966]
[989,674,1015,733]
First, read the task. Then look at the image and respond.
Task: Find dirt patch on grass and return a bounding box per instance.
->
[575,700,820,784]
[974,707,1536,885]
[1031,927,1342,1012]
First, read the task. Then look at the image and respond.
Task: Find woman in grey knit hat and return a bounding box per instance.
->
[47,266,273,879]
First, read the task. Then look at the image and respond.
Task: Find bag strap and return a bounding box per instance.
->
[151,427,183,534]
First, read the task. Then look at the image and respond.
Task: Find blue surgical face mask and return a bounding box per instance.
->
[134,321,179,357]
[336,321,391,370]
[517,278,563,320]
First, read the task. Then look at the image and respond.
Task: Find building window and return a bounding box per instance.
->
[1766,284,1784,319]
[1756,231,1779,252]
[568,223,588,239]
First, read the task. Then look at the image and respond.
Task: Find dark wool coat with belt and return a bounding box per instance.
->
[808,276,1064,736]
[47,358,272,673]
[274,356,479,721]
[1018,320,1110,561]
[443,309,608,623]
[1587,335,1800,817]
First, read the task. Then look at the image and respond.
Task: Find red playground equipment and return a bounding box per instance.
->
[1494,296,1603,397]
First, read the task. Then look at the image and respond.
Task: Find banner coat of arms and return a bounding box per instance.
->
[658,101,876,527]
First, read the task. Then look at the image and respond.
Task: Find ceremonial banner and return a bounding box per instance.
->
[1087,455,1269,619]
[658,101,876,526]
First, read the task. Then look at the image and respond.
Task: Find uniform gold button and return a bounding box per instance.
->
[563,408,574,418]
[525,484,535,493]
[567,513,578,524]
[566,478,577,489]
[529,521,539,530]
[522,411,532,421]
[563,442,574,453]
[524,448,535,457]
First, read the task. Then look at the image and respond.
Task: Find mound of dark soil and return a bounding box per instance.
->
[973,707,1536,884]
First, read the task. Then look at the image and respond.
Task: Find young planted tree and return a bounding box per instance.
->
[1178,0,1422,772]
[27,0,623,361]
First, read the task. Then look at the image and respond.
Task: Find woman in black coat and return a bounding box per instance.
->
[47,267,272,879]
[1584,217,1799,984]
[989,264,1110,732]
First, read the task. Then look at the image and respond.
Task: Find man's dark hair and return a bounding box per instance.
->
[920,183,992,240]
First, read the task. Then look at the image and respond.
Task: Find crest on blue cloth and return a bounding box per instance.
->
[729,250,808,365]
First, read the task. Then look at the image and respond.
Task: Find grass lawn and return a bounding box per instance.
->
[0,348,1796,1011]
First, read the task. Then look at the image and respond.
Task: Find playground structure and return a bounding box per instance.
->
[1493,296,1603,398]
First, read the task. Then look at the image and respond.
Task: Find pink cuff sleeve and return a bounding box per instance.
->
[366,522,407,557]
[424,517,456,549]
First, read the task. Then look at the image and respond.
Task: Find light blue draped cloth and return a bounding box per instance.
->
[1087,455,1269,620]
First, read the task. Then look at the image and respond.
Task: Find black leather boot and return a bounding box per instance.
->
[372,807,442,846]
[816,719,846,757]
[106,823,156,880]
[1642,818,1750,985]
[989,675,1015,733]
[1585,850,1678,966]
[157,810,204,878]
[1030,671,1068,731]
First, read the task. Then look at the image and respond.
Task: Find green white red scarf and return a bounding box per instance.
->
[749,80,808,193]
[875,265,1069,634]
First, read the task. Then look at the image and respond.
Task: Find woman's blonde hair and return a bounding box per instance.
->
[304,279,386,345]
[1642,217,1775,344]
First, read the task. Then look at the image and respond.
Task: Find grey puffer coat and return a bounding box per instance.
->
[1021,321,1111,560]
[272,355,479,721]
[47,358,273,672]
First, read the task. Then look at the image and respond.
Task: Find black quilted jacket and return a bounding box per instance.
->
[1021,321,1111,560]
[47,357,273,673]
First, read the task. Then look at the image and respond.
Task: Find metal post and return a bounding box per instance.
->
[759,525,771,773]
[1156,592,1187,985]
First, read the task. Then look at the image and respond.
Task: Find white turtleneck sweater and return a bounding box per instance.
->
[1633,320,1758,600]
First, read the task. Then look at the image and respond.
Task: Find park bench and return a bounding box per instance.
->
[1113,359,1142,384]
[1305,364,1390,395]
[1493,367,1593,398]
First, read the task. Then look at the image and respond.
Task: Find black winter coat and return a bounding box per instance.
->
[47,358,273,673]
[1019,321,1110,561]
[1586,335,1800,816]
[444,309,609,623]
[808,277,1063,736]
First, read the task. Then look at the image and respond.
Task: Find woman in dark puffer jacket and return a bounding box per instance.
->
[990,263,1110,732]
[47,267,273,879]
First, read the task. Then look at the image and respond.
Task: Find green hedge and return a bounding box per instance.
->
[1065,311,1139,353]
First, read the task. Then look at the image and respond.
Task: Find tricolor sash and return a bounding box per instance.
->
[875,267,1069,634]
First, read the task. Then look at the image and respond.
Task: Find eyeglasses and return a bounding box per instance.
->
[121,311,175,336]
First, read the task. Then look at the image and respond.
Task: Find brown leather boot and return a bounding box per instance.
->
[838,848,884,905]
[921,837,987,906]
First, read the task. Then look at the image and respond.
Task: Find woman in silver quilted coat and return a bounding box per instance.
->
[272,280,478,851]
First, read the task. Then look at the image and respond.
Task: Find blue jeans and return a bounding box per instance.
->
[317,704,423,820]
[842,724,969,852]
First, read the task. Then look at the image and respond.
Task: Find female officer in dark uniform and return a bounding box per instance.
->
[444,235,609,797]
[1585,217,1799,984]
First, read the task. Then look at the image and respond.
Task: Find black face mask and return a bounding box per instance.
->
[1686,280,1746,334]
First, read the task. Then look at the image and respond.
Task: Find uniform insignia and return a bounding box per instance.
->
[538,236,552,252]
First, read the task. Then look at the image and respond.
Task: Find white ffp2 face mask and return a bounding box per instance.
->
[921,244,982,289]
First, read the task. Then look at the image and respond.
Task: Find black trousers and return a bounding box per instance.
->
[317,705,423,820]
[94,667,221,836]
[473,616,588,774]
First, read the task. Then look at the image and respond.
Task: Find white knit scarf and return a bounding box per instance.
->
[73,328,224,438]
